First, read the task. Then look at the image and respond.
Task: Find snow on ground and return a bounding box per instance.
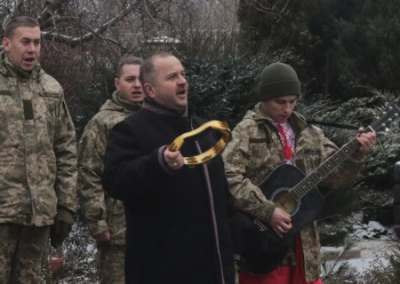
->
[320,212,399,277]
[347,220,398,274]
[345,240,392,274]
[321,240,395,282]
[57,212,398,282]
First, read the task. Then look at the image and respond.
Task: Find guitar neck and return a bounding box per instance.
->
[291,138,360,200]
[289,98,400,201]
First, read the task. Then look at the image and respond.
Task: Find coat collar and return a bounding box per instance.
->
[142,98,191,118]
[251,102,309,134]
[109,90,142,112]
[0,51,42,80]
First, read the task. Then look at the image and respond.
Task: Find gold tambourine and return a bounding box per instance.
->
[168,120,232,165]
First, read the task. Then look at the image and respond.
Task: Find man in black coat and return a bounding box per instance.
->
[102,53,236,284]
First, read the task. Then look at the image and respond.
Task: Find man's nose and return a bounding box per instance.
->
[283,104,290,111]
[283,103,291,112]
[27,43,36,52]
[177,75,187,85]
[133,79,142,88]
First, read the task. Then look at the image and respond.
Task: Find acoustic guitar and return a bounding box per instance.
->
[232,100,400,274]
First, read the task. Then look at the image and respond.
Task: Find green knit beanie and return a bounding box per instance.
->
[257,62,301,101]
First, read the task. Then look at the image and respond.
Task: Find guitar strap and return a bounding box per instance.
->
[307,119,390,163]
[306,119,359,130]
[260,123,272,145]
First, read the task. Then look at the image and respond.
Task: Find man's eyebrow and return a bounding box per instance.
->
[170,68,185,76]
[166,71,178,77]
[21,37,41,41]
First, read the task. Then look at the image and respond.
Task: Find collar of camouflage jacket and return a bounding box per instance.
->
[252,102,309,135]
[0,51,42,80]
[111,90,142,112]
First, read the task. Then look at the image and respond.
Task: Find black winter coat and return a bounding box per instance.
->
[103,100,236,284]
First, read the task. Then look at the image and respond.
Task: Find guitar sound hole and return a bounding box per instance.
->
[273,191,297,214]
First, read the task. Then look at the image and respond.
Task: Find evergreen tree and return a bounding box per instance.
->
[237,0,335,98]
[237,0,313,69]
[237,0,400,100]
[331,0,400,98]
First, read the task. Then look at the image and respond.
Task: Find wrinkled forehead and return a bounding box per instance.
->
[153,56,184,75]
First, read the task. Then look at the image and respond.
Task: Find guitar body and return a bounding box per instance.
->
[232,164,325,274]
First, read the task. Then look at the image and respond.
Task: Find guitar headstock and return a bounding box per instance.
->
[369,98,400,133]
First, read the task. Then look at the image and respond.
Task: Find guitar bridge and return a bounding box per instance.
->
[253,219,269,232]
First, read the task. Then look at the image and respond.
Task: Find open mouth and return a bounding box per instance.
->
[177,89,186,96]
[132,91,143,96]
[24,57,35,63]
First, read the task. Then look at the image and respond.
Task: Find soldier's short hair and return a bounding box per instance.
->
[139,53,172,86]
[4,16,40,39]
[116,55,143,78]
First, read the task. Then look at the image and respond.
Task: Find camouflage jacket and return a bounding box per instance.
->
[222,103,365,282]
[78,92,141,245]
[0,52,77,226]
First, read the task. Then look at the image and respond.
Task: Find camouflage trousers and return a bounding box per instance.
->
[96,244,125,284]
[0,223,49,284]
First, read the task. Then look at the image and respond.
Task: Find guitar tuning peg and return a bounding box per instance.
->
[385,127,390,132]
[382,123,387,128]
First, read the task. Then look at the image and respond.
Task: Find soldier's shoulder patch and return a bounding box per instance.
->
[238,117,257,129]
[39,72,63,97]
[0,89,11,96]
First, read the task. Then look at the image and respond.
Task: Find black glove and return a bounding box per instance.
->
[50,207,74,248]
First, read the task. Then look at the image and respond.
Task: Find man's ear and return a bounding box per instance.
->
[2,38,10,52]
[114,77,119,90]
[144,83,155,99]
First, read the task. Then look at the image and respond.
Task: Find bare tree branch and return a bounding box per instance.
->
[38,0,68,24]
[3,0,23,28]
[0,4,11,17]
[41,0,139,48]
[247,0,290,15]
[40,15,76,29]
[143,0,161,27]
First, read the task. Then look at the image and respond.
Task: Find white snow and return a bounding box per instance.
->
[321,215,398,278]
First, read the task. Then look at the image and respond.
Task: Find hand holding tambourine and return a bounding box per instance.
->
[165,120,232,169]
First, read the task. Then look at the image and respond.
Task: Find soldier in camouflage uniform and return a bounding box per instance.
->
[78,55,144,284]
[0,16,77,284]
[222,62,376,284]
